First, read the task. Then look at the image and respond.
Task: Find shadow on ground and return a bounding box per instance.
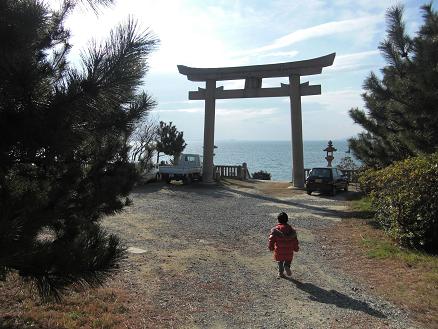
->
[219,186,361,219]
[133,181,232,199]
[285,278,386,318]
[133,182,373,219]
[314,190,375,219]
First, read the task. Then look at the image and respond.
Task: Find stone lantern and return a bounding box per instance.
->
[324,140,337,167]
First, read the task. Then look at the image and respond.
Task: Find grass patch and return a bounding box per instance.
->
[361,236,400,259]
[66,310,84,321]
[361,235,438,266]
[350,195,373,212]
[346,195,375,219]
[0,273,134,329]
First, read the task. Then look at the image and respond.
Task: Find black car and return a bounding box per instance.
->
[305,167,348,196]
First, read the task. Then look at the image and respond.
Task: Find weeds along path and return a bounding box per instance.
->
[103,181,419,329]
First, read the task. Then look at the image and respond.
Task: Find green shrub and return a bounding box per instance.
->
[252,170,271,180]
[359,153,438,253]
[358,168,380,195]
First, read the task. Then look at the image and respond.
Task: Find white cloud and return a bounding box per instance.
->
[326,50,380,73]
[158,100,193,106]
[258,50,299,58]
[216,108,277,120]
[154,107,278,120]
[221,80,246,90]
[48,0,383,75]
[46,0,247,72]
[241,15,382,55]
[302,89,363,113]
[42,0,410,142]
[154,108,203,114]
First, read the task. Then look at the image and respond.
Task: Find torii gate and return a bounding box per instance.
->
[178,53,335,187]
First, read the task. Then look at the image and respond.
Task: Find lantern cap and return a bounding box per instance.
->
[323,140,337,152]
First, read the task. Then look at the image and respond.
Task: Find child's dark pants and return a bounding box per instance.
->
[277,260,291,274]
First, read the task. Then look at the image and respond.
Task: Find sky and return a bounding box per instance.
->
[48,0,426,141]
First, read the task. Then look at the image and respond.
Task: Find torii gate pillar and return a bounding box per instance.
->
[203,80,216,184]
[289,75,304,187]
[178,53,335,187]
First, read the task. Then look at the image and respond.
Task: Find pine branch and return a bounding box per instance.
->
[28,226,126,301]
[80,18,159,107]
[385,5,412,58]
[63,0,114,13]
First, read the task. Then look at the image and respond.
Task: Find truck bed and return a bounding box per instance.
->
[159,166,202,175]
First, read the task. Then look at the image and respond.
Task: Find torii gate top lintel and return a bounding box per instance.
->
[177,52,335,81]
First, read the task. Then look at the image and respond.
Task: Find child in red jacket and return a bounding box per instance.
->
[268,212,299,278]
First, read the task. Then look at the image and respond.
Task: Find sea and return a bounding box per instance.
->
[183,140,355,182]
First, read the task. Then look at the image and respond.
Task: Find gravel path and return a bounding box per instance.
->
[103,181,419,329]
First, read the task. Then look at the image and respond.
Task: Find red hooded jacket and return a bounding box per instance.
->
[268,223,299,261]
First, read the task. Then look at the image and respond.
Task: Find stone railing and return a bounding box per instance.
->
[214,163,251,180]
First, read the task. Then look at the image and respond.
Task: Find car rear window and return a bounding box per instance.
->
[310,168,330,177]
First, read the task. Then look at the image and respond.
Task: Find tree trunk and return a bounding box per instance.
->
[174,153,180,165]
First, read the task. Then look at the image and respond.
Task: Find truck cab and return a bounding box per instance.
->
[178,154,201,167]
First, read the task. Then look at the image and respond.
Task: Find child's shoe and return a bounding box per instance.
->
[285,267,292,276]
[277,272,286,279]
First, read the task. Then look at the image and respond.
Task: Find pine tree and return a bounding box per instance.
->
[349,3,438,167]
[156,121,187,164]
[0,0,158,299]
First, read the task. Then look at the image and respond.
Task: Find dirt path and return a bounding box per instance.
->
[102,180,419,328]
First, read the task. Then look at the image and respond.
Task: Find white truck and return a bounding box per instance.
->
[159,153,202,184]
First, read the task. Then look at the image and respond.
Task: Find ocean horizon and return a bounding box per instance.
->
[183,139,356,182]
